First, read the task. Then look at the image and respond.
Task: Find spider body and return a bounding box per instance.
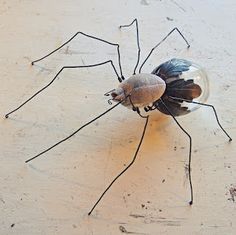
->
[111,73,166,108]
[111,58,204,116]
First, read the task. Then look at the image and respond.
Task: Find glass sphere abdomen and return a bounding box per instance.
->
[179,62,209,113]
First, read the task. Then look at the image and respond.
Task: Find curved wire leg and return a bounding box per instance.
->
[5,60,119,118]
[158,99,193,205]
[119,19,141,75]
[88,115,149,215]
[31,31,124,80]
[169,96,232,142]
[25,97,127,163]
[139,27,190,73]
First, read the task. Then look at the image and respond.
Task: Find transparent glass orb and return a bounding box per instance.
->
[179,62,209,113]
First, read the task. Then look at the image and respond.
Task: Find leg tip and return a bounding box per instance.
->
[187,45,190,49]
[189,200,193,205]
[229,138,232,142]
[5,114,9,119]
[31,61,34,65]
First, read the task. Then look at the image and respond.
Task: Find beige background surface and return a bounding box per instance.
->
[0,0,235,234]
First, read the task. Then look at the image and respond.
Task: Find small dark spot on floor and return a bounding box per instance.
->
[72,224,77,228]
[223,84,230,91]
[65,45,70,54]
[123,195,127,203]
[228,185,236,202]
[224,163,231,168]
[119,225,127,233]
[184,164,189,177]
[141,204,148,209]
[162,179,165,183]
[166,17,174,21]
[11,224,15,228]
[174,146,177,151]
[130,213,145,218]
[140,0,149,5]
[0,198,5,204]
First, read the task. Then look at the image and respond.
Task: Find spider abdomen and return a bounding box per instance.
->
[152,59,209,116]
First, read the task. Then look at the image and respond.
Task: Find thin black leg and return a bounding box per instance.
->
[88,115,149,215]
[120,19,141,75]
[127,95,148,118]
[169,96,232,142]
[25,97,127,163]
[31,31,124,80]
[5,60,120,118]
[159,99,193,205]
[139,28,190,73]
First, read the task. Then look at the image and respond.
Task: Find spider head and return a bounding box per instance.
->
[110,87,125,102]
[104,83,133,106]
[104,87,125,105]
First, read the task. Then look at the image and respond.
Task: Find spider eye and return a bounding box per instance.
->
[111,92,118,98]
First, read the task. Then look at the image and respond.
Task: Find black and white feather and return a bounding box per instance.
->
[152,58,202,116]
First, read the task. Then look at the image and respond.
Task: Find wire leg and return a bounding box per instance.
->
[169,96,232,142]
[158,99,193,205]
[119,19,141,75]
[25,98,127,163]
[88,115,149,215]
[139,28,190,73]
[31,31,124,80]
[5,60,119,118]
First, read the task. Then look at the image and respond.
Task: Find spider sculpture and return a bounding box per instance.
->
[5,19,232,215]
